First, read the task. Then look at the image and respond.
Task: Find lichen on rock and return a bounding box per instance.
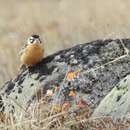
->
[92,74,130,118]
[1,39,130,129]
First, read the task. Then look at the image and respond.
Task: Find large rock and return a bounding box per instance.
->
[92,74,130,118]
[1,39,130,123]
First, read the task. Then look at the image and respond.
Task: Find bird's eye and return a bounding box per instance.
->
[30,38,34,43]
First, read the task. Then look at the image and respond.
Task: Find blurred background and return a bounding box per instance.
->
[0,0,130,86]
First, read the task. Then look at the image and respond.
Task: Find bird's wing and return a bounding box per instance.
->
[19,43,28,56]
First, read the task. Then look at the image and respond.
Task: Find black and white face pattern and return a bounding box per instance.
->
[27,35,42,45]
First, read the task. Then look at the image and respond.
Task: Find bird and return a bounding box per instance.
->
[20,35,44,66]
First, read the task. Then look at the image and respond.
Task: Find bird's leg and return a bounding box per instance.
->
[27,66,33,77]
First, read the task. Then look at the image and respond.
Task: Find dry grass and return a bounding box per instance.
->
[0,95,130,130]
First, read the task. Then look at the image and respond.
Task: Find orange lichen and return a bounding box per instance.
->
[66,68,80,80]
[46,89,53,96]
[66,71,75,80]
[68,90,76,97]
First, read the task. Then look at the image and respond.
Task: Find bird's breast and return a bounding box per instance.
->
[20,44,44,65]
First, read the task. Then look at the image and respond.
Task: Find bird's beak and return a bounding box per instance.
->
[34,39,42,44]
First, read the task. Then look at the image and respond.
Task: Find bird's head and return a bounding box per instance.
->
[27,34,42,45]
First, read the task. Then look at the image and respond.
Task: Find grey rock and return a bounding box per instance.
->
[1,39,130,120]
[92,74,130,118]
